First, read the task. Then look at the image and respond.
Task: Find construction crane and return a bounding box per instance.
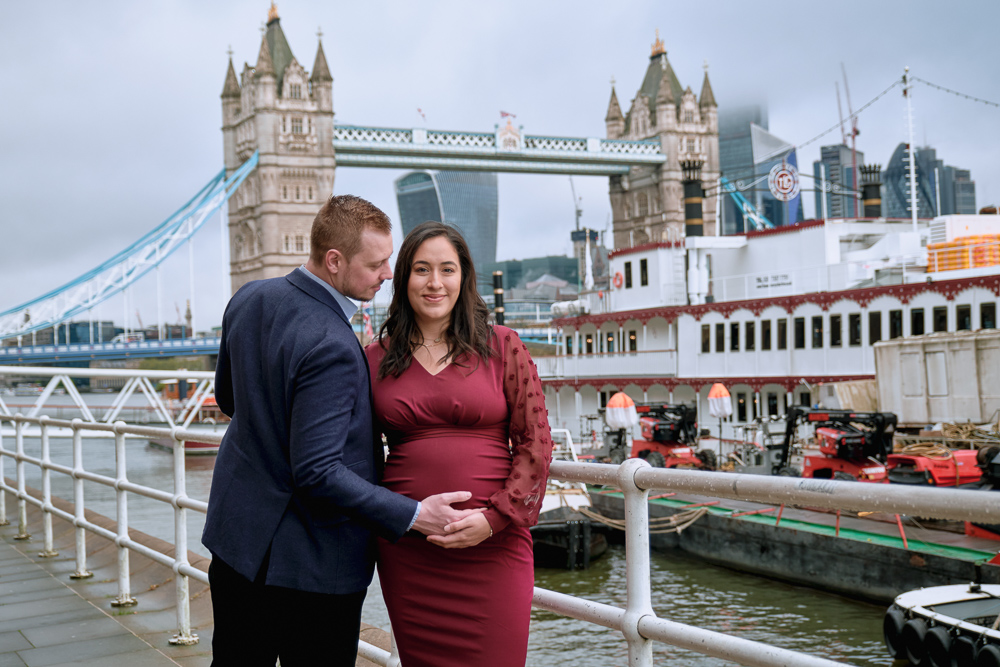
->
[568,177,583,230]
[841,63,861,214]
[135,309,144,330]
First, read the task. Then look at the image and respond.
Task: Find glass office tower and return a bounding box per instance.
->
[394,171,499,291]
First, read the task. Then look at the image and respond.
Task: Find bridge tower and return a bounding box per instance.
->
[221,4,336,292]
[605,32,719,248]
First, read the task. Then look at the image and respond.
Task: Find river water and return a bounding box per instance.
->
[2,423,891,665]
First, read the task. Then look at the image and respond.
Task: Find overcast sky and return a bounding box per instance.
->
[2,0,998,332]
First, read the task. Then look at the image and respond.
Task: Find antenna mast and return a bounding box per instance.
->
[903,67,918,233]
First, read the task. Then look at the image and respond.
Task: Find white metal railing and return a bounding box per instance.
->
[6,393,1000,662]
[0,365,217,430]
[0,414,213,645]
[535,349,677,379]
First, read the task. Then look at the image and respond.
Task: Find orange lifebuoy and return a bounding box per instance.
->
[613,272,624,288]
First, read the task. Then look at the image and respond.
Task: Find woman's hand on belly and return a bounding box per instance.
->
[427,511,492,549]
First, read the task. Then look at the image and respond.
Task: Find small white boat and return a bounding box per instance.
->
[884,582,1000,666]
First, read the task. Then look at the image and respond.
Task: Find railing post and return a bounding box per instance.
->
[38,418,58,557]
[110,422,137,608]
[617,458,654,667]
[0,416,8,526]
[169,428,199,645]
[387,630,401,667]
[14,416,30,540]
[70,419,93,579]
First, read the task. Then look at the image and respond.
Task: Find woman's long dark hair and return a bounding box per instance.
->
[377,221,496,379]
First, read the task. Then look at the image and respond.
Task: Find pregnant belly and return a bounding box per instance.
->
[382,435,512,510]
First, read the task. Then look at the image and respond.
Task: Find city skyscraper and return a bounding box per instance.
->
[718,105,766,234]
[813,145,864,219]
[394,171,499,291]
[882,145,977,219]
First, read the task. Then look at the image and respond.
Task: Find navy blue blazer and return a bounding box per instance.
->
[202,269,418,594]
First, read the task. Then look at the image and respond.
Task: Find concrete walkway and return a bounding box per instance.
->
[0,482,391,667]
[0,529,183,666]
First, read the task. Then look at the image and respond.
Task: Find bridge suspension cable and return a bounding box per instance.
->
[0,152,259,340]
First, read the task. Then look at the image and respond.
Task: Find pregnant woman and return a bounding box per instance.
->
[365,221,551,666]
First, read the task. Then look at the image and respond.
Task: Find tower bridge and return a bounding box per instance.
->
[1,6,729,361]
[331,124,664,175]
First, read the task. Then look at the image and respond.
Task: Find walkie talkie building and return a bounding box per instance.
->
[394,171,499,292]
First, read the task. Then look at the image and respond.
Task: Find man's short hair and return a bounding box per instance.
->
[310,195,392,263]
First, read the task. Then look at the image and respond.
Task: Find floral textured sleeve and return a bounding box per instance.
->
[484,327,553,535]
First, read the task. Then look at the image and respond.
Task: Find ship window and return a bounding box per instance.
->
[869,311,882,345]
[794,317,805,349]
[761,320,771,351]
[737,393,747,422]
[565,336,573,355]
[640,259,648,286]
[889,310,903,339]
[812,316,823,348]
[715,323,724,353]
[624,262,633,289]
[628,330,637,352]
[767,393,778,417]
[849,313,861,346]
[745,321,755,351]
[911,308,925,335]
[957,304,972,331]
[701,325,711,353]
[599,391,608,409]
[730,322,739,352]
[830,314,842,347]
[585,335,593,354]
[933,306,948,332]
[606,333,615,353]
[777,319,787,350]
[982,303,997,329]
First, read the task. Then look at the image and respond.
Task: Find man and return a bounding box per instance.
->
[203,195,477,666]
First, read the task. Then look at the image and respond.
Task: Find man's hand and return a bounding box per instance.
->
[427,512,492,549]
[411,492,483,536]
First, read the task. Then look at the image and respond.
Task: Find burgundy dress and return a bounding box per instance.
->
[365,326,551,667]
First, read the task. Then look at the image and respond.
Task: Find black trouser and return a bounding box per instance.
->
[208,554,368,667]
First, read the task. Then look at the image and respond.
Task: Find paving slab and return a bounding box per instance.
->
[17,632,153,667]
[0,631,32,654]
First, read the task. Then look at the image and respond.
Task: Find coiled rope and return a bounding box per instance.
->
[897,442,961,485]
[576,506,709,535]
